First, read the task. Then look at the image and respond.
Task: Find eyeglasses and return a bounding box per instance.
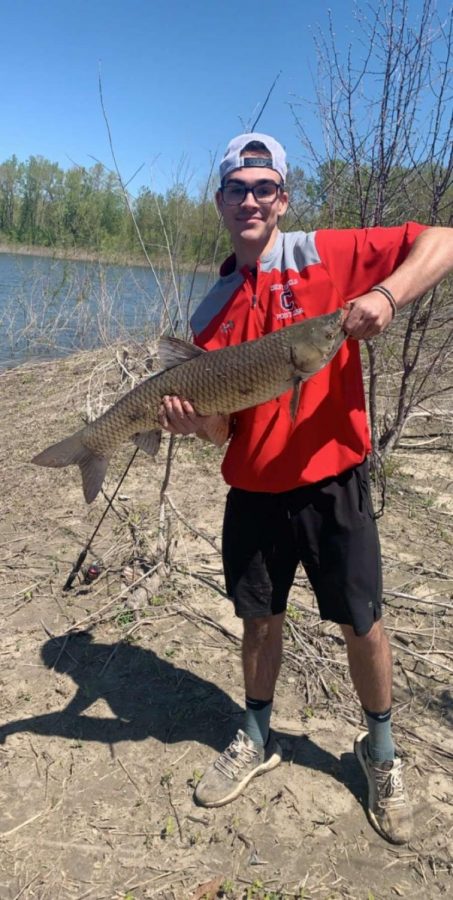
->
[220,180,284,206]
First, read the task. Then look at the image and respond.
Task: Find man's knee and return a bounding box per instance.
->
[341,619,386,651]
[243,613,284,645]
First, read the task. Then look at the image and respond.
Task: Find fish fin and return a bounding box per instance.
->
[32,430,109,504]
[79,454,109,504]
[289,378,303,421]
[131,429,162,457]
[32,430,88,469]
[158,336,206,369]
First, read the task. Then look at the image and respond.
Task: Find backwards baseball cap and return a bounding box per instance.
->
[219,133,287,184]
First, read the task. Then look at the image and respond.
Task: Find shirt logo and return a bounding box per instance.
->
[280,286,296,311]
[220,320,234,333]
[270,279,304,320]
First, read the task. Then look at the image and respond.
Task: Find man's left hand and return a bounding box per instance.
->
[343,292,394,340]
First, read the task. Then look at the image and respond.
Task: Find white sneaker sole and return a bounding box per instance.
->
[196,744,282,808]
[354,731,410,845]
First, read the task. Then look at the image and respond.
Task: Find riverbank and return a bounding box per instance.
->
[0,239,159,268]
[0,240,216,272]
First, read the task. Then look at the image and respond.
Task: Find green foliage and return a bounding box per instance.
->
[0,155,23,234]
[244,881,286,900]
[3,152,450,266]
[286,602,302,622]
[115,608,135,627]
[161,815,175,838]
[0,156,231,264]
[246,881,264,899]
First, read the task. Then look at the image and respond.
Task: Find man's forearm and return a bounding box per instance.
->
[377,226,453,310]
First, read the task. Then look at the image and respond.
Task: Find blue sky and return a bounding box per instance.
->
[1,0,450,195]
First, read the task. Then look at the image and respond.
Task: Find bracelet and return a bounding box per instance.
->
[371,284,398,318]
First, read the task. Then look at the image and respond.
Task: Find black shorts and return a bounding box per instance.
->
[222,460,382,636]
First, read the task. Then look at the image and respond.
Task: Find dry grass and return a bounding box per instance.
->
[0,344,452,899]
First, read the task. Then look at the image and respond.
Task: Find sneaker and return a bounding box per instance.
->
[354,731,413,844]
[194,729,282,808]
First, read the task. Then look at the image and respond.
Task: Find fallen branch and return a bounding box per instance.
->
[389,640,453,675]
[61,562,164,634]
[0,798,62,838]
[165,494,221,552]
[176,604,240,644]
[384,590,453,612]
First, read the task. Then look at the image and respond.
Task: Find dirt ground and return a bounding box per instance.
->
[0,347,452,900]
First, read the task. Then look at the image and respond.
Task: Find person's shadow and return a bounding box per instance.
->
[0,631,362,801]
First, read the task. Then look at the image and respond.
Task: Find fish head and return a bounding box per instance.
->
[290,309,345,375]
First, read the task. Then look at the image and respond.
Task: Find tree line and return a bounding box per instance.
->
[0,156,209,262]
[0,154,451,266]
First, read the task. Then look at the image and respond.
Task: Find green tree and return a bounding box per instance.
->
[0,155,23,236]
[62,166,103,248]
[18,156,64,245]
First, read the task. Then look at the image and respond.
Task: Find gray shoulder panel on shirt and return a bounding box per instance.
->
[261,230,320,273]
[190,232,320,336]
[190,271,243,337]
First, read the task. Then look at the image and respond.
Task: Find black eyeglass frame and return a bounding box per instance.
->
[219,179,286,206]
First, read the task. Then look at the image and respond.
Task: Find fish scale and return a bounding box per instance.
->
[84,332,294,453]
[32,309,344,503]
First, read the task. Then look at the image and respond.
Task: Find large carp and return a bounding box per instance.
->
[32,310,345,503]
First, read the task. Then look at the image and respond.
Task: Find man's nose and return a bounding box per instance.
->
[240,187,259,207]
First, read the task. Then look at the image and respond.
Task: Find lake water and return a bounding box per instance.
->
[0,252,213,369]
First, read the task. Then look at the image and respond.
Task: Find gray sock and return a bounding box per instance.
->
[244,696,273,747]
[364,708,395,762]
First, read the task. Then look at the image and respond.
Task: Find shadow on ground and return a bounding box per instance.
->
[0,631,363,802]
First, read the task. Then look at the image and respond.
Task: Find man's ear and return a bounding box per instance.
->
[277,190,289,219]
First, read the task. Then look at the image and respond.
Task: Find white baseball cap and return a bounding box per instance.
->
[219,133,287,184]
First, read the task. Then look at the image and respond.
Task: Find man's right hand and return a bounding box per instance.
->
[158,396,230,447]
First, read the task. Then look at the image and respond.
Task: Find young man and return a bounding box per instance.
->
[159,133,453,844]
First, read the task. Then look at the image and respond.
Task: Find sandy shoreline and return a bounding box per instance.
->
[0,240,156,268]
[0,240,214,271]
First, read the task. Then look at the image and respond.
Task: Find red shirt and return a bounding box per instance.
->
[190,223,427,492]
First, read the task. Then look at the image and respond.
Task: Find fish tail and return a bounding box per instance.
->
[32,430,109,504]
